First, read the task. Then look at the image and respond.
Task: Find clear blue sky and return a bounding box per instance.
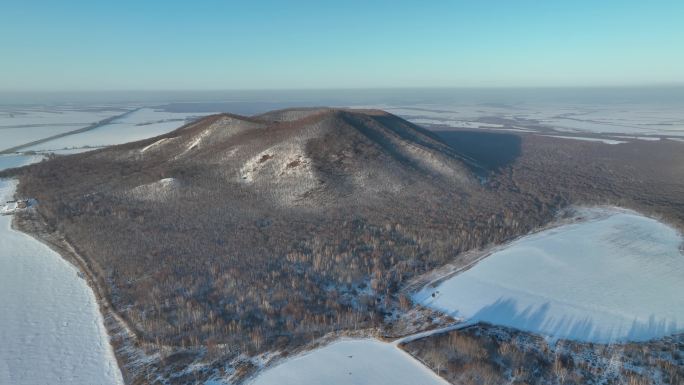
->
[1,0,683,91]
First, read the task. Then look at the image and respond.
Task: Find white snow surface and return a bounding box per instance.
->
[0,106,128,152]
[238,140,319,206]
[409,118,504,129]
[0,125,86,151]
[127,178,180,201]
[26,108,215,151]
[0,154,44,171]
[415,207,684,343]
[0,107,120,128]
[544,135,627,145]
[0,157,123,384]
[614,135,662,141]
[141,138,171,153]
[351,103,684,136]
[249,339,449,385]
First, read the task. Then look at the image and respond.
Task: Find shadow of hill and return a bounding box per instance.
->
[467,297,680,343]
[435,130,522,172]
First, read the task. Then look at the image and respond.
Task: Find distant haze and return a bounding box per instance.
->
[1,1,683,91]
[1,87,684,110]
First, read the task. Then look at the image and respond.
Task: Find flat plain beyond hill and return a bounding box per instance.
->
[2,107,684,384]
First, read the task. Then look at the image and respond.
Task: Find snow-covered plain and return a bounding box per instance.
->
[0,125,86,152]
[0,107,123,128]
[0,157,123,385]
[0,106,128,152]
[249,339,449,385]
[415,207,684,343]
[26,108,215,151]
[409,118,504,129]
[544,135,627,145]
[0,154,44,171]
[352,102,684,138]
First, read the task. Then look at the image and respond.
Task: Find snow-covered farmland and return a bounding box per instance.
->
[0,106,128,152]
[415,207,684,343]
[26,108,215,151]
[352,100,684,137]
[249,339,449,385]
[0,106,123,128]
[0,157,123,385]
[0,125,85,152]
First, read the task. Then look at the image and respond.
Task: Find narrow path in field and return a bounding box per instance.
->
[0,109,138,154]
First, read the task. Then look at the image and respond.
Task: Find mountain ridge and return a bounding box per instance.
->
[97,108,482,208]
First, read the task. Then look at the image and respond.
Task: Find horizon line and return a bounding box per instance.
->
[2,83,684,94]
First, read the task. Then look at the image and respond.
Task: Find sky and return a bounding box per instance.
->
[1,1,683,91]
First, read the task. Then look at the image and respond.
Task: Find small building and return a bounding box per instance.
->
[1,199,34,215]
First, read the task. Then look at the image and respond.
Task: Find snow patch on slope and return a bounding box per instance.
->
[239,142,317,205]
[140,138,171,153]
[185,129,212,153]
[182,116,262,156]
[127,178,180,201]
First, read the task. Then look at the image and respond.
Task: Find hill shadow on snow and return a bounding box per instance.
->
[468,297,680,343]
[435,130,522,172]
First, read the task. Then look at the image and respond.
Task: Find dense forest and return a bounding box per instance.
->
[402,323,683,385]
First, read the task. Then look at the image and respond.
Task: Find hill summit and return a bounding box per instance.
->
[108,108,480,207]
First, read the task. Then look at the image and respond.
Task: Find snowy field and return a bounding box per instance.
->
[0,125,87,151]
[26,107,215,151]
[0,105,210,385]
[0,107,122,127]
[0,154,44,171]
[0,106,127,152]
[415,207,684,343]
[0,157,123,385]
[249,339,449,385]
[543,135,627,145]
[352,102,684,139]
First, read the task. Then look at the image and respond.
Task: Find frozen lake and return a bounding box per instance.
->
[415,207,684,343]
[249,339,448,385]
[0,156,123,385]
